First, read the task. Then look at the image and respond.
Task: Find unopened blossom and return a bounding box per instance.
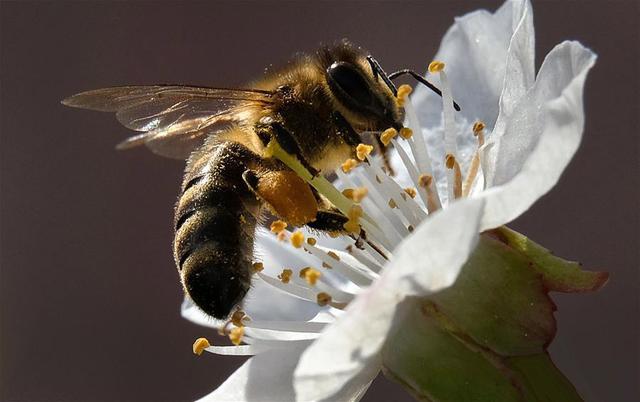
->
[183,0,598,400]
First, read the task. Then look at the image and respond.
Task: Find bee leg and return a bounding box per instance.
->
[306,210,348,233]
[259,121,320,177]
[242,167,319,227]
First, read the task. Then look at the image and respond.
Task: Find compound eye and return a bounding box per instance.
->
[326,62,373,107]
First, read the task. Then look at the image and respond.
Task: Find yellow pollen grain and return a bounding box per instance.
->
[290,231,304,248]
[380,128,397,146]
[317,292,332,306]
[300,267,322,286]
[270,220,287,233]
[428,60,445,73]
[404,187,417,198]
[306,237,317,246]
[399,127,413,139]
[356,144,374,161]
[418,174,433,188]
[341,158,359,173]
[252,262,264,273]
[192,337,210,356]
[230,310,247,327]
[445,154,456,169]
[278,268,293,283]
[228,327,244,346]
[277,230,287,242]
[473,121,486,133]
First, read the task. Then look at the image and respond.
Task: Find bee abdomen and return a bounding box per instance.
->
[174,142,260,319]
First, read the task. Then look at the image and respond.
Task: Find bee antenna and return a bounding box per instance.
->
[366,55,398,96]
[388,69,461,111]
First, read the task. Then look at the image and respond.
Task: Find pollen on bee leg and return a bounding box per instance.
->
[428,60,446,73]
[316,292,332,306]
[192,337,210,356]
[356,144,374,161]
[270,220,287,233]
[380,128,397,146]
[278,268,293,284]
[228,327,244,346]
[299,267,322,286]
[396,84,413,107]
[418,174,439,212]
[290,231,304,248]
[341,158,359,173]
[445,154,463,199]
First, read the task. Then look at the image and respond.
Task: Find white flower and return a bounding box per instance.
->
[184,0,597,400]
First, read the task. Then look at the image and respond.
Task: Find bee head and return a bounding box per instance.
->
[319,42,404,132]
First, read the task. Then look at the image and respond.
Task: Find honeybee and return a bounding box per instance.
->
[63,40,453,319]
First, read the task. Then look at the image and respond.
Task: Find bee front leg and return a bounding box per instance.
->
[256,120,320,177]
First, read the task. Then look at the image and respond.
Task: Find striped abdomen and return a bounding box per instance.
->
[174,141,260,319]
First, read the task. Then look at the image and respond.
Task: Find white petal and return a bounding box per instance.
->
[294,198,485,401]
[412,0,534,130]
[198,344,372,402]
[480,41,597,229]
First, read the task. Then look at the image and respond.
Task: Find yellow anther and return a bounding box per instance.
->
[300,267,322,286]
[473,121,486,134]
[445,153,456,169]
[399,127,413,139]
[192,337,210,356]
[341,158,359,173]
[306,237,317,246]
[230,310,247,327]
[342,188,354,199]
[317,292,332,306]
[428,60,445,73]
[352,187,368,202]
[347,204,363,220]
[396,84,413,107]
[277,231,287,242]
[380,128,398,146]
[327,251,340,261]
[388,199,397,209]
[418,174,433,188]
[229,327,244,346]
[290,231,304,248]
[356,144,374,161]
[404,187,417,198]
[343,220,360,234]
[270,220,287,233]
[252,262,264,273]
[278,268,293,284]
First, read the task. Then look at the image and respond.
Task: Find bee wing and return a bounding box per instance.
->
[62,85,274,159]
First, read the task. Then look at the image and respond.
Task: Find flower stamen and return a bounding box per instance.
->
[192,337,210,356]
[445,154,463,199]
[463,121,486,196]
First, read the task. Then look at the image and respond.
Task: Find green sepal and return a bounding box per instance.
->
[383,228,607,402]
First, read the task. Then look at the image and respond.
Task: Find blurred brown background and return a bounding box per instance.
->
[1,1,637,401]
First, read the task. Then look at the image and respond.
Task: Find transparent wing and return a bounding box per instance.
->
[62,85,274,159]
